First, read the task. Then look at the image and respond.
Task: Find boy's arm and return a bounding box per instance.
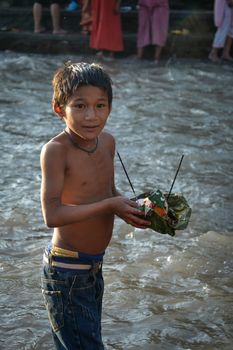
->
[40,141,150,229]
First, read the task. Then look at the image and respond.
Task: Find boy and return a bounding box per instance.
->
[40,61,150,349]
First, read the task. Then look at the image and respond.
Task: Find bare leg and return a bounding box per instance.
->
[222,36,233,60]
[154,45,162,63]
[81,0,90,13]
[208,47,221,62]
[137,47,144,59]
[51,4,66,34]
[33,2,44,33]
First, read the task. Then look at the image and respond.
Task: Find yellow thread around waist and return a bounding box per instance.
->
[51,245,79,258]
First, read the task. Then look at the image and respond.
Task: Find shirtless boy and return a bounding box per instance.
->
[40,62,150,349]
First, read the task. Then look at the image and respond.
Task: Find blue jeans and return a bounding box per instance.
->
[41,257,104,349]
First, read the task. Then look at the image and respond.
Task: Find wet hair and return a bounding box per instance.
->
[52,61,112,107]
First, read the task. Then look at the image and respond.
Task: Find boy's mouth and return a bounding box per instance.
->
[83,125,99,129]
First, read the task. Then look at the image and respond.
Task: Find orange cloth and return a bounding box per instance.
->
[90,0,124,52]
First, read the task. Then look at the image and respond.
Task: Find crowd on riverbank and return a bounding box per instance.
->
[31,0,233,63]
[0,1,233,61]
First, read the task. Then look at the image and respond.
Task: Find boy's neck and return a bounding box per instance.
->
[64,128,98,155]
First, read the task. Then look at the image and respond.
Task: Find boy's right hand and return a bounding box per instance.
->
[110,196,151,229]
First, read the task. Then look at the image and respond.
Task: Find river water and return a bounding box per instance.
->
[0,51,232,350]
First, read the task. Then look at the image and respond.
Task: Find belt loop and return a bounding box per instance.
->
[91,261,102,274]
[47,250,53,266]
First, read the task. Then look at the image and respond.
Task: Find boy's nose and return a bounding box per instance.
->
[85,107,96,119]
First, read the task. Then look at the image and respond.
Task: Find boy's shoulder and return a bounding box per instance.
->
[41,130,116,158]
[100,129,116,154]
[40,132,67,158]
[101,129,115,142]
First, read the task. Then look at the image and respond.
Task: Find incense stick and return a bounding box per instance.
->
[117,151,137,198]
[167,155,184,200]
[118,151,184,201]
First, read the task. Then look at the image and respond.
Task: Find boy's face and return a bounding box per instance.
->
[58,85,111,141]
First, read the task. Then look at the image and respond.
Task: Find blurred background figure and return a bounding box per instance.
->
[90,0,123,59]
[208,0,233,62]
[80,0,92,35]
[137,0,169,63]
[32,0,67,34]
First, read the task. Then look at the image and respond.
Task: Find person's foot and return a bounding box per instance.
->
[221,55,233,62]
[154,59,159,65]
[137,47,144,60]
[103,55,114,62]
[53,29,67,35]
[102,51,115,61]
[34,27,46,34]
[208,53,220,63]
[96,51,104,58]
[130,54,142,61]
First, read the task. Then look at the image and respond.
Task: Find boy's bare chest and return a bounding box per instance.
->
[63,151,114,200]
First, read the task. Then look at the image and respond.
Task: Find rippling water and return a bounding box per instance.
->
[0,52,232,349]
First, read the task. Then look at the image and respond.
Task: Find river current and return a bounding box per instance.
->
[0,52,232,349]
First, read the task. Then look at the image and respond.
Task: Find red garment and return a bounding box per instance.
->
[90,0,124,52]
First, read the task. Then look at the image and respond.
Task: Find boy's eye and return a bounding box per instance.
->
[96,103,106,109]
[76,103,85,109]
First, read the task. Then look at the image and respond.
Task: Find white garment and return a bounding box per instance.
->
[213,2,233,48]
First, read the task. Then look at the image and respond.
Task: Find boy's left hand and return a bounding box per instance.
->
[126,211,151,229]
[114,197,151,229]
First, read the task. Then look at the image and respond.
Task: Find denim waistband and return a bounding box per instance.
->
[43,242,104,272]
[47,242,104,262]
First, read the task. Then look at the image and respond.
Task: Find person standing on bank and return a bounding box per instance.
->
[40,62,150,349]
[137,0,169,63]
[208,0,233,62]
[90,0,124,59]
[33,0,67,34]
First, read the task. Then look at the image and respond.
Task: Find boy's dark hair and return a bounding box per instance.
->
[52,61,113,107]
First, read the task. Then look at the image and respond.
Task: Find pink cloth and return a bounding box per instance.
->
[214,0,226,27]
[212,1,233,48]
[90,0,123,52]
[137,0,169,48]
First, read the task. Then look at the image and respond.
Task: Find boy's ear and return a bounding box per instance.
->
[53,102,64,118]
